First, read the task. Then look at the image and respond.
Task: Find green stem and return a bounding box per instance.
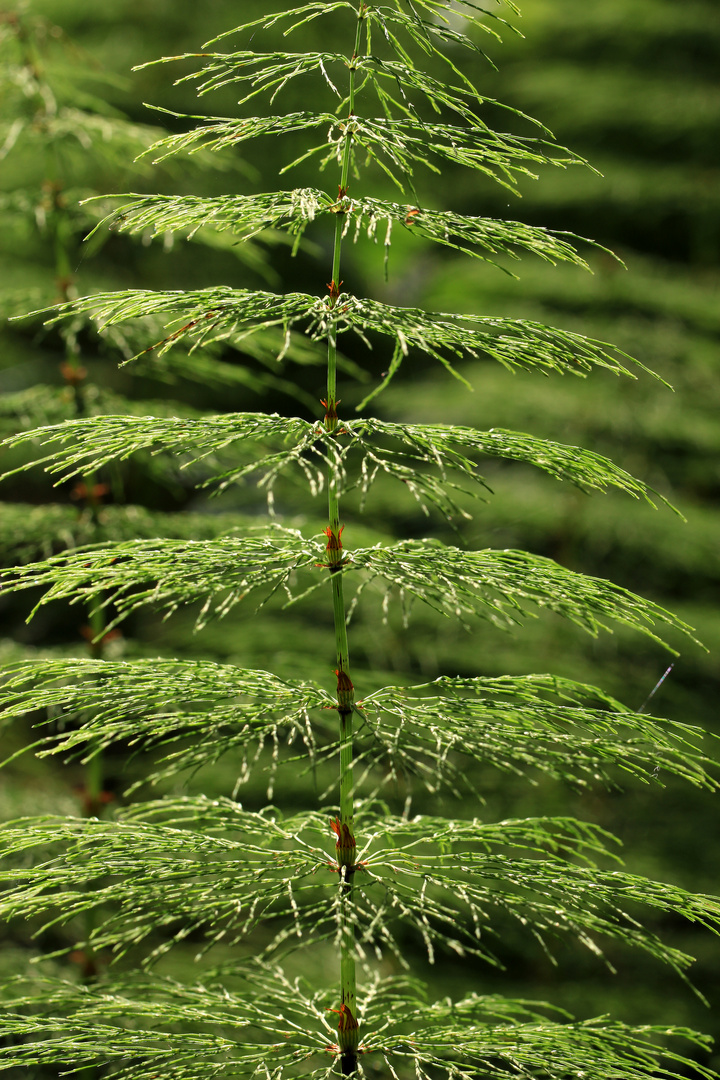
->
[325,6,366,1073]
[325,7,363,423]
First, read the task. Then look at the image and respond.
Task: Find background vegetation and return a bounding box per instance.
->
[1,0,718,1066]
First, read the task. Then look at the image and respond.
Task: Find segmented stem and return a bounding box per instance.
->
[325,6,366,1073]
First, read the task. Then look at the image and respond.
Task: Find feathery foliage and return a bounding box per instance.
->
[0,3,717,1080]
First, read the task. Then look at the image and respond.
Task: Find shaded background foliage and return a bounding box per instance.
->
[1,0,718,1066]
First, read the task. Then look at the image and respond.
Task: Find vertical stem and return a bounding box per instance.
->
[324,6,366,1074]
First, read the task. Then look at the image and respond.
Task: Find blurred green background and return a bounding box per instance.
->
[1,0,718,1067]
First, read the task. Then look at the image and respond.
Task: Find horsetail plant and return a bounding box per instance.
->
[1,3,719,1080]
[0,4,276,827]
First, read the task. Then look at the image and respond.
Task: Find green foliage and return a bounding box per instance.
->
[1,411,680,518]
[1,3,718,1080]
[90,187,607,271]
